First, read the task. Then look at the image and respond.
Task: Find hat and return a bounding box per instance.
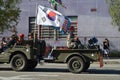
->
[19,33,24,38]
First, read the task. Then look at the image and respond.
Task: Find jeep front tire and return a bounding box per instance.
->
[10,54,27,71]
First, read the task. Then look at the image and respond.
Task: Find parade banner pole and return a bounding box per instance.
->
[34,3,38,42]
[53,4,57,49]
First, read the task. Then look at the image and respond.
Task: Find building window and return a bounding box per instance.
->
[29,17,36,33]
[29,16,78,40]
[91,8,97,12]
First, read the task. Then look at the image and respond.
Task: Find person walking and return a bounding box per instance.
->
[103,38,110,59]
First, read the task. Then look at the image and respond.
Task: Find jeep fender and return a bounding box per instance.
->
[64,53,87,63]
[9,51,28,63]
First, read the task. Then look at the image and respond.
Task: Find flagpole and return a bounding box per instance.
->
[34,3,38,42]
[53,4,57,49]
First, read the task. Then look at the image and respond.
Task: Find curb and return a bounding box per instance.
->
[103,59,120,64]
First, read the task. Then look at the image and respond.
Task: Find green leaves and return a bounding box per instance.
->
[107,0,120,31]
[0,0,21,32]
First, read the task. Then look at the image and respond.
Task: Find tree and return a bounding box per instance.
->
[107,0,120,31]
[0,0,21,32]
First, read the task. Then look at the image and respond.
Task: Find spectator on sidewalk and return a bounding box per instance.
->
[103,38,110,59]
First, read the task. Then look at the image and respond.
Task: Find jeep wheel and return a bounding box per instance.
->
[67,56,85,73]
[10,54,27,71]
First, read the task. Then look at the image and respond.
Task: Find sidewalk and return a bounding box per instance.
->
[103,58,120,64]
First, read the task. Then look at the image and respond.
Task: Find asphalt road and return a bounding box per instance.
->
[0,63,120,80]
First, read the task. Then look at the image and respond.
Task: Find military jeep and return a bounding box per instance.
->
[0,39,45,71]
[44,46,103,73]
[0,38,103,73]
[43,37,103,73]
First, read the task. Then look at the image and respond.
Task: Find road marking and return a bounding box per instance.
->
[80,74,120,77]
[45,73,120,77]
[0,76,34,80]
[0,74,59,80]
[38,74,59,77]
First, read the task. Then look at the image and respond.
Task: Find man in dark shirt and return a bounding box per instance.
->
[6,35,17,47]
[103,38,110,58]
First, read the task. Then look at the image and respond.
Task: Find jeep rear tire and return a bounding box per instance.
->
[67,56,85,73]
[10,54,27,71]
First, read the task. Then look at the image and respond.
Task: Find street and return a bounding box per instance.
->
[0,62,120,80]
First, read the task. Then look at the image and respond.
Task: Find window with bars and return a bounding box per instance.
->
[29,16,78,40]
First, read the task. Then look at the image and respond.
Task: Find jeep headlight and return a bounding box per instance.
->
[91,53,94,56]
[26,49,29,52]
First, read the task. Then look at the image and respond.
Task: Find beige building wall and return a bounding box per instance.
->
[1,0,120,50]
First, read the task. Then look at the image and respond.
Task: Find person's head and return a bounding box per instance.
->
[9,36,13,40]
[28,33,33,39]
[74,36,79,41]
[19,33,24,40]
[105,38,109,41]
[104,38,109,43]
[2,37,6,41]
[19,33,24,38]
[88,39,93,44]
[69,26,75,32]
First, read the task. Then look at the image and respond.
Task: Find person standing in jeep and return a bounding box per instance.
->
[66,26,76,49]
[17,33,25,45]
[28,33,34,40]
[0,37,7,52]
[6,35,17,47]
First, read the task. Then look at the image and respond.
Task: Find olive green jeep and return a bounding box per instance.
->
[0,38,103,73]
[0,39,45,71]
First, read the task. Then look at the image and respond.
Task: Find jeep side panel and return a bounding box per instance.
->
[0,45,33,63]
[51,49,100,63]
